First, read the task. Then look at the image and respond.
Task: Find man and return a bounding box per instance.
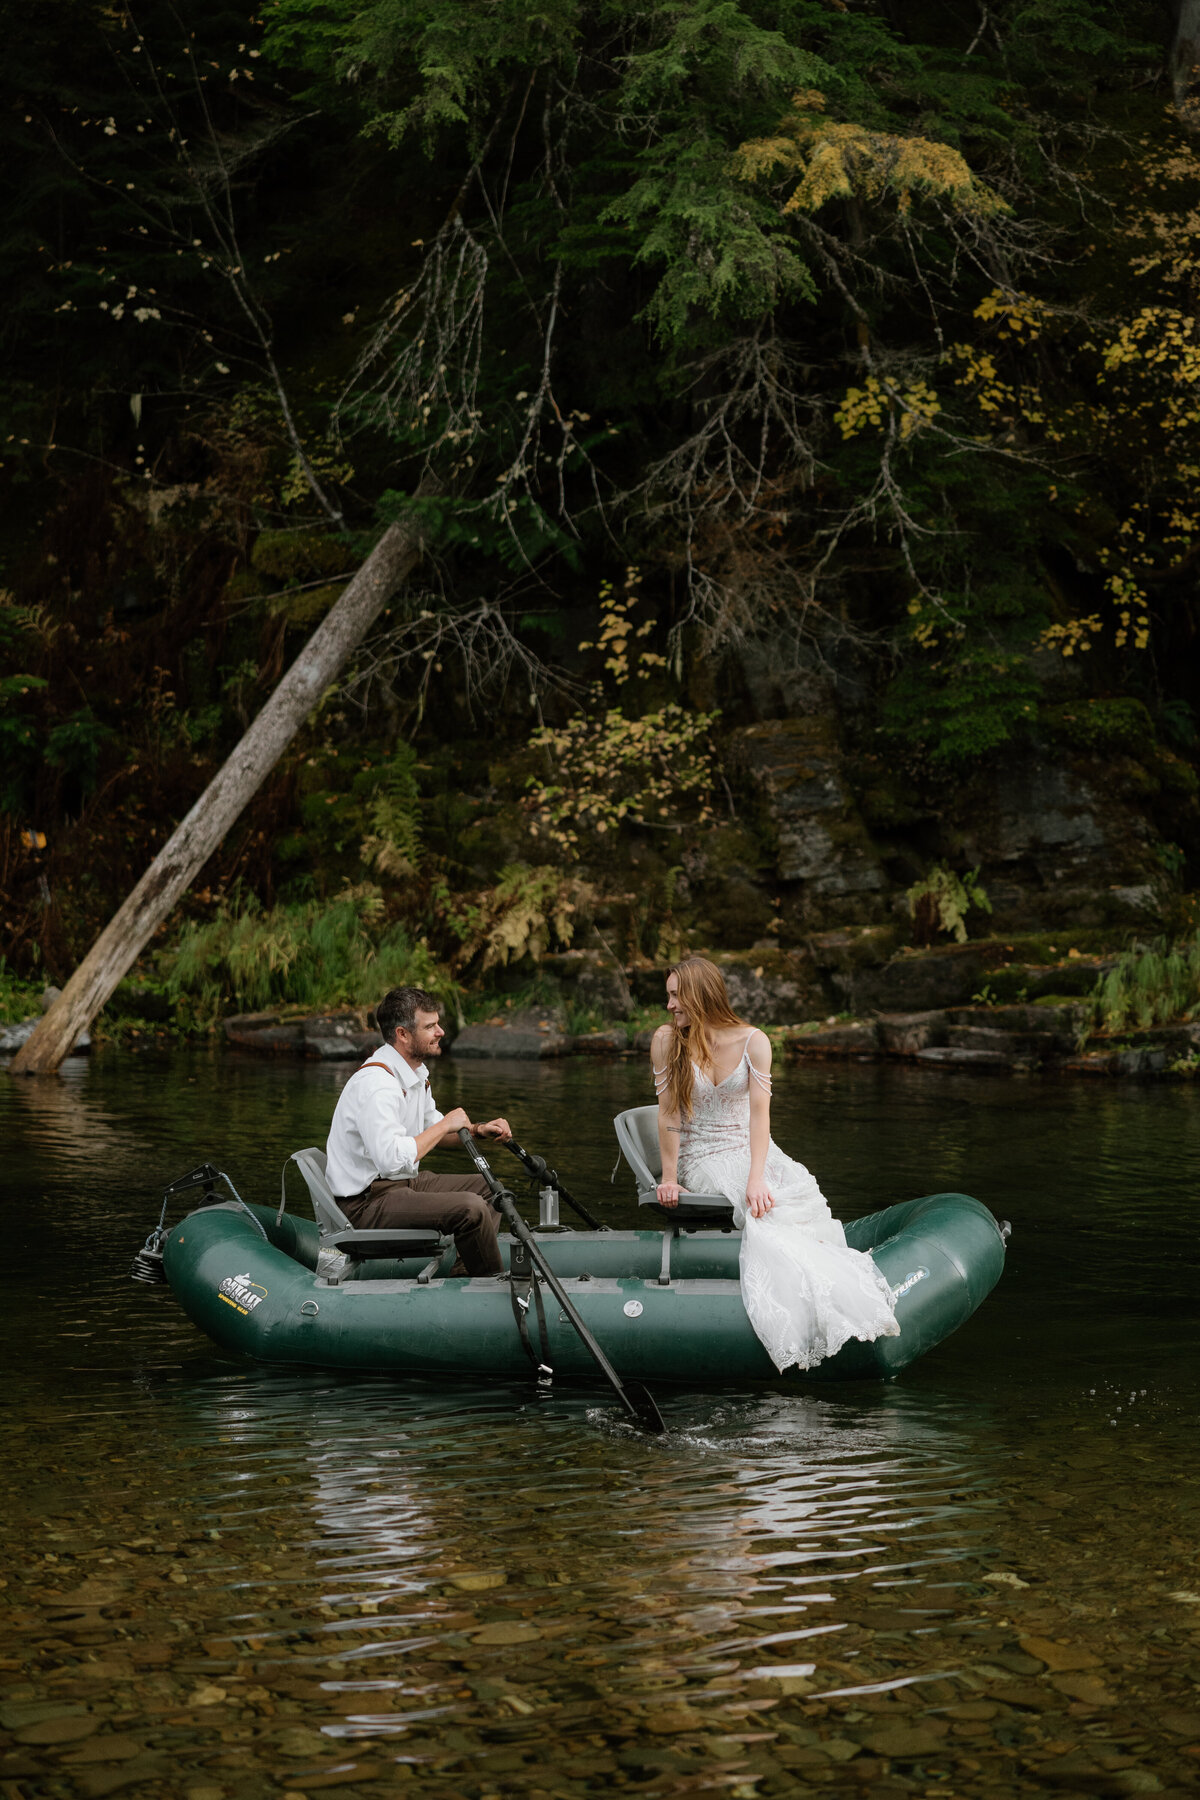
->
[326,985,512,1276]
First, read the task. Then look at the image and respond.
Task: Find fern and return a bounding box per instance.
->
[907,863,991,945]
[359,744,423,878]
[161,884,443,1027]
[1088,933,1200,1037]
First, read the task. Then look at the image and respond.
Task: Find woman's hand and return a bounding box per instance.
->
[745,1177,775,1218]
[656,1181,681,1209]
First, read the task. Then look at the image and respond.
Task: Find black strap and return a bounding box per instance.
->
[509,1264,553,1386]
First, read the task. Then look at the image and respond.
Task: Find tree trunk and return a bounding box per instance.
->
[12,509,430,1075]
[1174,0,1200,126]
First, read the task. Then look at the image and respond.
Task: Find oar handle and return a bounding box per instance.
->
[456,1129,663,1434]
[505,1137,606,1231]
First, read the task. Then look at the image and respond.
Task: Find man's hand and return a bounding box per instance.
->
[441,1106,472,1136]
[473,1117,512,1142]
[656,1181,681,1208]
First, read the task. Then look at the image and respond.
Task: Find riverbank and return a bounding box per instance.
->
[5,929,1199,1077]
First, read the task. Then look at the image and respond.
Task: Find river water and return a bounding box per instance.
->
[1,1048,1198,1800]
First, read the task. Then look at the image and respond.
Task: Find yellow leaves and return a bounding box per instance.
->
[580,567,664,683]
[1040,615,1103,657]
[974,289,1046,341]
[835,377,886,438]
[734,91,1007,221]
[834,375,940,440]
[523,702,720,859]
[1041,571,1151,657]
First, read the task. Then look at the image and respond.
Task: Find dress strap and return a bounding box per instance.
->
[652,1065,670,1097]
[743,1031,772,1092]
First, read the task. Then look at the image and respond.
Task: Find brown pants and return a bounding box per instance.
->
[341,1172,502,1275]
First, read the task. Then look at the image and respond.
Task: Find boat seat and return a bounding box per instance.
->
[613,1107,735,1223]
[288,1147,451,1261]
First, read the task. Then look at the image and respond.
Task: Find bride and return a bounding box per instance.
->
[651,956,899,1373]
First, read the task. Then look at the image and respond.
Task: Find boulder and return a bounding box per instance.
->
[223,1018,306,1052]
[877,1011,947,1055]
[945,1002,1087,1050]
[450,1011,572,1059]
[572,1029,629,1055]
[301,1014,381,1059]
[0,1015,90,1055]
[306,1032,382,1061]
[849,944,988,1013]
[790,1021,881,1058]
[223,1009,382,1057]
[1114,1045,1168,1076]
[1058,1051,1118,1075]
[712,949,823,1024]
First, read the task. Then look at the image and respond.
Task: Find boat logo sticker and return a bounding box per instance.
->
[218,1272,268,1315]
[623,1300,644,1318]
[891,1266,929,1301]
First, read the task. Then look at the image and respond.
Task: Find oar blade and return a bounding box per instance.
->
[624,1380,667,1435]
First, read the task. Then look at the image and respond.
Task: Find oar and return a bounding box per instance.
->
[458,1129,665,1435]
[503,1137,608,1231]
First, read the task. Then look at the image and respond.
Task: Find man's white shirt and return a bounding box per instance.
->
[325,1040,444,1198]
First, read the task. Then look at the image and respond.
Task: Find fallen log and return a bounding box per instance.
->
[13,508,429,1074]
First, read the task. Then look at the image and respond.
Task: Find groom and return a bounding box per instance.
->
[325,985,511,1275]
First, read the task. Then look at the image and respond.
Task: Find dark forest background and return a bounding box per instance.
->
[4,0,1200,1032]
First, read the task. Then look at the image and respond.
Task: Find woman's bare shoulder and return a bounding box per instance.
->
[650,1023,674,1057]
[745,1026,772,1067]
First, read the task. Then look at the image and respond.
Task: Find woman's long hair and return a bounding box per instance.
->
[661,956,749,1120]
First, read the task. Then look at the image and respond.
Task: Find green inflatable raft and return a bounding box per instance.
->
[141,1109,1008,1392]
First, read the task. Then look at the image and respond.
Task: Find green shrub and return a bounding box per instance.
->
[882,651,1040,767]
[1041,698,1154,755]
[161,884,444,1028]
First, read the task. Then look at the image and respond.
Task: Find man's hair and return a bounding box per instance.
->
[377,986,440,1046]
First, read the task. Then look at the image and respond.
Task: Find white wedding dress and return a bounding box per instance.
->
[659,1039,900,1373]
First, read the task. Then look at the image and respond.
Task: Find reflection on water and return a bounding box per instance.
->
[2,1048,1199,1797]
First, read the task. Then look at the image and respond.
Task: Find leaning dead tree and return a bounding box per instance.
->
[13,509,431,1075]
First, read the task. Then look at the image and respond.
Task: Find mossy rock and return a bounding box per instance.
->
[251,529,350,582]
[1147,746,1200,798]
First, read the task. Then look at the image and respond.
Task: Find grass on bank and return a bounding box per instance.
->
[0,957,45,1026]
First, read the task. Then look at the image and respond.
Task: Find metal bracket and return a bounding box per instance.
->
[658,1231,673,1287]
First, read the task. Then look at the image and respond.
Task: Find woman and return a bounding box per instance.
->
[651,956,899,1373]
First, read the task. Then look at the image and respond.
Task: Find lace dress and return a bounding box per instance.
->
[656,1041,900,1373]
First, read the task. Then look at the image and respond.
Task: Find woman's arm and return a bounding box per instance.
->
[651,1024,682,1208]
[745,1029,775,1218]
